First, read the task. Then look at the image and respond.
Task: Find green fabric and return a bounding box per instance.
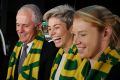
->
[80,46,120,80]
[7,31,45,80]
[50,44,82,80]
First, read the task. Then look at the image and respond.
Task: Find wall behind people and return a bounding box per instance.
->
[2,0,120,56]
[0,29,8,80]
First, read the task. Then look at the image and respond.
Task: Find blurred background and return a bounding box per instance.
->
[0,0,120,55]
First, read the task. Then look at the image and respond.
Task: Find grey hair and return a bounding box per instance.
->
[17,4,42,24]
[43,4,75,29]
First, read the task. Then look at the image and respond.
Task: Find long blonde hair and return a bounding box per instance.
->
[75,5,120,48]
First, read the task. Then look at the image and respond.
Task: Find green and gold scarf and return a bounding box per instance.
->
[79,46,120,80]
[50,44,82,80]
[7,31,45,80]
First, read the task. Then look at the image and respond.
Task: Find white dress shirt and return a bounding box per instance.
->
[20,41,33,58]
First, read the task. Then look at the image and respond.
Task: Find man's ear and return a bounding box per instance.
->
[35,22,42,30]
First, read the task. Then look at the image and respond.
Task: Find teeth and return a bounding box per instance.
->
[19,35,23,37]
[77,47,84,50]
[19,34,25,37]
[78,48,83,50]
[78,48,84,53]
[52,37,60,41]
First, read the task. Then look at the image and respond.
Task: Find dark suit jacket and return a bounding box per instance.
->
[14,40,58,80]
[106,62,120,80]
[39,40,58,80]
[0,36,4,79]
[0,34,8,80]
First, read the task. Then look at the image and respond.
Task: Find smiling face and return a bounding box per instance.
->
[72,19,104,59]
[16,10,37,44]
[48,17,73,49]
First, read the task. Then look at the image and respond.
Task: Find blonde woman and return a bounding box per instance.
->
[72,5,120,80]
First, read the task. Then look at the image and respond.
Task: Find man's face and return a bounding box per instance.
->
[16,10,36,44]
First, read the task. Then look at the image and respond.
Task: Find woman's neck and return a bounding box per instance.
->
[89,51,103,68]
[89,42,109,68]
[63,42,72,53]
[64,47,71,53]
[63,36,73,53]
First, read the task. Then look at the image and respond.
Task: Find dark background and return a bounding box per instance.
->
[0,0,120,54]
